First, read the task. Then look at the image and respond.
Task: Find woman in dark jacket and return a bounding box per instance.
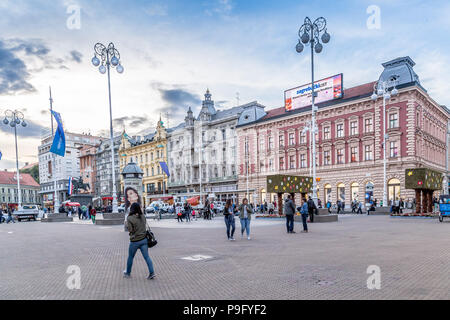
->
[124,203,155,279]
[224,199,236,241]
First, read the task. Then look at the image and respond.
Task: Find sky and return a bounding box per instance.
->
[1,0,450,170]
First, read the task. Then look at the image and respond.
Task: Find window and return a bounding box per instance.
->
[300,131,307,144]
[222,129,226,140]
[350,121,358,136]
[300,154,306,168]
[279,157,285,170]
[289,133,295,146]
[268,137,274,150]
[279,135,285,148]
[351,147,358,162]
[260,161,265,173]
[389,113,399,129]
[365,118,373,133]
[259,138,265,152]
[364,145,373,161]
[390,141,398,158]
[289,155,296,169]
[151,167,154,176]
[337,124,344,138]
[337,148,344,164]
[323,127,330,140]
[151,153,154,161]
[269,159,274,171]
[324,150,331,166]
[244,139,249,156]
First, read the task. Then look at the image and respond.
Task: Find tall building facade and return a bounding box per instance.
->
[236,57,449,207]
[38,132,103,209]
[79,144,102,195]
[167,89,266,202]
[95,136,121,202]
[119,119,168,207]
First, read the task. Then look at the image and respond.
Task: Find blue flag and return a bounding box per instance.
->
[159,162,170,177]
[0,150,2,160]
[50,110,66,157]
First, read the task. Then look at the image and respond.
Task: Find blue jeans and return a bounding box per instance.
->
[286,214,294,232]
[126,238,155,275]
[6,216,15,224]
[301,214,308,231]
[240,218,250,237]
[224,215,235,239]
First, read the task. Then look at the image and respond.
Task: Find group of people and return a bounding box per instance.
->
[58,204,97,223]
[0,207,16,224]
[284,195,317,234]
[175,202,196,222]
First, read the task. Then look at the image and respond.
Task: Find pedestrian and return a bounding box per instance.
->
[90,206,97,224]
[0,208,3,224]
[284,195,296,234]
[176,205,183,222]
[367,201,375,215]
[357,201,363,214]
[298,198,309,233]
[224,199,236,241]
[184,202,191,222]
[336,199,342,214]
[123,202,155,280]
[351,200,357,213]
[318,198,322,209]
[307,197,317,223]
[192,209,196,221]
[326,200,332,213]
[6,209,15,224]
[238,198,253,240]
[78,206,82,220]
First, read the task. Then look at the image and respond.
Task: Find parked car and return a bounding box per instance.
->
[145,206,156,214]
[213,201,225,214]
[15,205,39,222]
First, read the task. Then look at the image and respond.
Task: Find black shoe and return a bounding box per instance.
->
[147,273,156,280]
[291,231,296,234]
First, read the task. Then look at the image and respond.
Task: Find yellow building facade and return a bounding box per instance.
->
[119,120,168,207]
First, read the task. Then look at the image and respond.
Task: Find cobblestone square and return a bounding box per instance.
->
[0,215,449,300]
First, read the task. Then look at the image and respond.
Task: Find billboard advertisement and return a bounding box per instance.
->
[285,74,343,111]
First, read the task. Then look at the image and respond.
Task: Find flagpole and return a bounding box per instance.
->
[50,87,60,214]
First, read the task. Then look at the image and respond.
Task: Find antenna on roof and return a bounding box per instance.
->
[236,92,240,107]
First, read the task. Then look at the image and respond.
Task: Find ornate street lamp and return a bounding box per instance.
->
[371,79,399,207]
[295,17,330,206]
[92,42,124,213]
[2,110,27,211]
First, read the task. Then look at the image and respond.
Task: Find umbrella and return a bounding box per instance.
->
[65,202,81,207]
[187,196,200,206]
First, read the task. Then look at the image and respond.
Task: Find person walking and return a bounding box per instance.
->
[284,195,296,234]
[298,198,309,233]
[326,200,332,213]
[336,199,342,214]
[307,197,317,223]
[238,198,253,240]
[124,202,155,280]
[184,202,191,222]
[6,208,15,224]
[356,201,363,214]
[90,206,97,224]
[224,199,236,241]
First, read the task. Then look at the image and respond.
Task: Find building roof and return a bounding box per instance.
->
[121,162,143,175]
[0,171,40,187]
[239,80,382,127]
[21,162,38,170]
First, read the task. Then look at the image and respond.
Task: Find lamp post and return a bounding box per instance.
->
[296,17,330,206]
[92,42,124,213]
[2,110,28,211]
[371,80,399,207]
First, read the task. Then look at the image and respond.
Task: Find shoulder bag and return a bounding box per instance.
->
[145,218,158,248]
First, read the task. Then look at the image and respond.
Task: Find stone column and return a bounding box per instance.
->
[277,193,283,216]
[422,190,428,214]
[427,190,433,213]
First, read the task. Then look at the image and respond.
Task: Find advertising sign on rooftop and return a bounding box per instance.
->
[285,74,343,111]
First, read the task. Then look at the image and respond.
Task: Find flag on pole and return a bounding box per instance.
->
[159,162,170,177]
[68,177,73,196]
[50,110,66,157]
[0,150,2,160]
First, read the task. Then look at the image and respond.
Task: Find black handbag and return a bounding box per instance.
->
[145,221,158,248]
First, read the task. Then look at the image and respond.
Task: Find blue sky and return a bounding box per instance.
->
[1,0,450,170]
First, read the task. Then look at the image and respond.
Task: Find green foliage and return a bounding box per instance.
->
[20,164,40,184]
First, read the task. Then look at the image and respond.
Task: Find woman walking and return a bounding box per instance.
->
[238,198,253,240]
[224,199,236,241]
[124,202,155,280]
[90,205,97,224]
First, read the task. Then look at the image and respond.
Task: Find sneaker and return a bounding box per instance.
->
[247,236,251,240]
[123,271,131,278]
[147,273,156,280]
[291,231,296,234]
[230,237,235,241]
[301,230,308,233]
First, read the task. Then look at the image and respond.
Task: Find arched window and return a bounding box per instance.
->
[324,184,332,203]
[388,178,401,203]
[261,189,267,203]
[350,182,359,202]
[337,183,345,202]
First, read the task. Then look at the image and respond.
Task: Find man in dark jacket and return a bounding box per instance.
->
[307,197,317,223]
[284,195,296,233]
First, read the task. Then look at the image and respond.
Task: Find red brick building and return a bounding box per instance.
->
[236,57,449,207]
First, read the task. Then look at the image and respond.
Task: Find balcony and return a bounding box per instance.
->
[209,175,238,183]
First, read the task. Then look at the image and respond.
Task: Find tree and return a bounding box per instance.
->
[20,164,40,184]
